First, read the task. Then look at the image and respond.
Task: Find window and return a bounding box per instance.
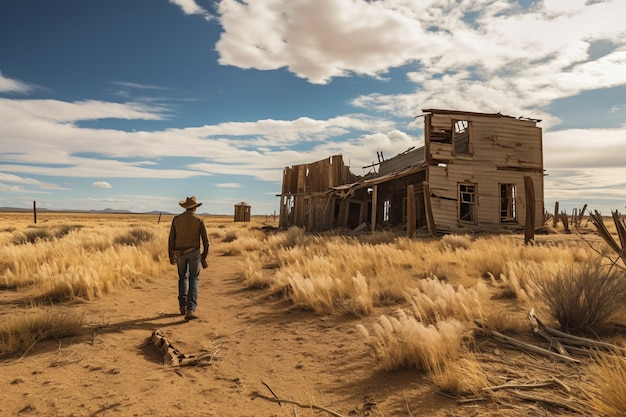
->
[500,184,517,222]
[383,200,391,222]
[453,120,470,154]
[458,183,476,223]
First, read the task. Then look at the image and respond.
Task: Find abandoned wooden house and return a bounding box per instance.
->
[278,109,544,234]
[234,201,251,222]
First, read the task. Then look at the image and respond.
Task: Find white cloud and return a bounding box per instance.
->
[216,183,243,188]
[0,71,32,94]
[215,0,626,121]
[92,181,112,189]
[168,0,214,20]
[0,172,67,190]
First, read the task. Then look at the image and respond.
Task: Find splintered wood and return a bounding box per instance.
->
[151,329,217,367]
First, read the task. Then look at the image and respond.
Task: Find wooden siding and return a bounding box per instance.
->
[425,110,544,233]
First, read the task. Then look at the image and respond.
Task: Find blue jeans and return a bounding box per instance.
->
[177,249,200,312]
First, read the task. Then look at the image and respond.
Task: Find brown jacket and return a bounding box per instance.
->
[168,211,209,259]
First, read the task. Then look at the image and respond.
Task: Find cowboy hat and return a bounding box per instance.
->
[179,196,202,209]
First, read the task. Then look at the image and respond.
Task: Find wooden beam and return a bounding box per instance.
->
[423,181,436,236]
[407,185,416,238]
[524,176,536,244]
[370,185,378,232]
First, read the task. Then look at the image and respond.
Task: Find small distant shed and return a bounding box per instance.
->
[234,201,251,222]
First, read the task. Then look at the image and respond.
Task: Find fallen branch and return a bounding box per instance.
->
[513,391,587,414]
[483,380,561,392]
[251,391,347,417]
[475,320,580,364]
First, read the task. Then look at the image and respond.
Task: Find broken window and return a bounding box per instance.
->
[500,184,517,222]
[453,120,470,154]
[383,200,391,222]
[458,183,476,223]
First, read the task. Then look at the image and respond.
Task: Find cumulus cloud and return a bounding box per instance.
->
[215,0,626,120]
[92,181,112,189]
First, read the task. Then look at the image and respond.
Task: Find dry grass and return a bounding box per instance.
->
[0,214,170,300]
[357,311,466,372]
[405,277,485,325]
[431,354,489,397]
[583,352,626,417]
[0,309,85,357]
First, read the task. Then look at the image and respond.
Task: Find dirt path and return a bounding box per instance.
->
[0,249,468,417]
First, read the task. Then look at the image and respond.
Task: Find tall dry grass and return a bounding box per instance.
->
[357,311,466,372]
[0,218,170,301]
[0,309,85,357]
[237,229,597,320]
[583,352,626,417]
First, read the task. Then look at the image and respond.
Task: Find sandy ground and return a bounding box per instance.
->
[0,246,470,417]
[0,227,601,417]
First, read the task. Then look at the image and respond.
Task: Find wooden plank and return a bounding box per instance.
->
[423,181,436,236]
[524,176,536,244]
[370,185,378,232]
[407,185,416,238]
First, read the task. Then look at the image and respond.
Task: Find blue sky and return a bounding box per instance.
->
[1,0,625,215]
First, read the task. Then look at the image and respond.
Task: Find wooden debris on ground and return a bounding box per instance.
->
[151,329,218,367]
[252,380,347,417]
[472,310,626,415]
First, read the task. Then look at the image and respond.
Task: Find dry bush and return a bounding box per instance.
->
[479,309,530,333]
[405,277,485,325]
[113,226,154,246]
[583,352,626,417]
[541,261,626,333]
[439,234,473,251]
[431,354,488,397]
[357,311,466,372]
[221,230,238,243]
[0,310,85,357]
[11,224,83,245]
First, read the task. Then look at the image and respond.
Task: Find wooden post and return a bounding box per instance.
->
[552,201,559,228]
[33,201,37,224]
[423,181,436,236]
[370,185,378,232]
[407,185,416,238]
[524,176,536,244]
[157,212,162,224]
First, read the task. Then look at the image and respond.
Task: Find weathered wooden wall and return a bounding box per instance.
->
[279,155,360,230]
[425,111,544,233]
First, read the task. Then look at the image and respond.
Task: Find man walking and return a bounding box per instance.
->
[168,196,209,321]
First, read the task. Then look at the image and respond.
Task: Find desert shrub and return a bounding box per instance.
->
[541,262,626,333]
[0,310,84,356]
[13,227,52,244]
[357,311,465,372]
[11,225,83,245]
[440,234,473,251]
[583,352,626,417]
[222,230,238,243]
[113,226,155,246]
